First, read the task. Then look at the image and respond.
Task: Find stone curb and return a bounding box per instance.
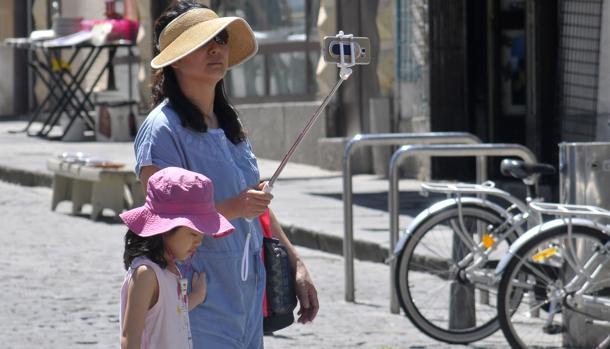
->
[0,165,53,188]
[283,223,389,264]
[0,164,389,264]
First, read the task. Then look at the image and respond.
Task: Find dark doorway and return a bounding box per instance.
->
[429,0,558,184]
[493,1,527,145]
[428,0,474,181]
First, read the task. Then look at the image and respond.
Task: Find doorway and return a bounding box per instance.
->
[429,0,558,182]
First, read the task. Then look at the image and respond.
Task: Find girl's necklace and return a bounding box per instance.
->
[166,249,189,306]
[177,257,192,305]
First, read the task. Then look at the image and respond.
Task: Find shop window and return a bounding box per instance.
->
[213,0,320,102]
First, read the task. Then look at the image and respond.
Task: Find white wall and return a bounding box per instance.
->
[238,101,327,167]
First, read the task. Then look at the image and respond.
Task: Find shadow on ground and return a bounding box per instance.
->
[311,191,447,217]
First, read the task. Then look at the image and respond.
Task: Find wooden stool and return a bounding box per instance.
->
[47,158,144,220]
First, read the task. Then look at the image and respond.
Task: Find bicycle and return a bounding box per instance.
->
[495,201,610,348]
[392,159,555,344]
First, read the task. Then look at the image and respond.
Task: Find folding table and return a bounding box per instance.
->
[4,37,135,140]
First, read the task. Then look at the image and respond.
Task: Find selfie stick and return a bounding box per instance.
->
[262,31,358,194]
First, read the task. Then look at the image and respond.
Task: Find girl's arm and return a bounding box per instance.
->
[121,266,159,349]
[267,208,319,324]
[188,271,207,311]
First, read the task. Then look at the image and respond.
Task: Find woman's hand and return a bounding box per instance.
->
[188,272,207,311]
[237,182,273,219]
[294,260,319,324]
[216,182,273,220]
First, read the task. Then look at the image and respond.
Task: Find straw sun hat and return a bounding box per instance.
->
[151,7,258,69]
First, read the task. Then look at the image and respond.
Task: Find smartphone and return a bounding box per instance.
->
[322,36,371,65]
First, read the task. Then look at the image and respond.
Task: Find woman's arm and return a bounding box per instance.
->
[121,266,159,349]
[139,165,161,192]
[268,208,319,323]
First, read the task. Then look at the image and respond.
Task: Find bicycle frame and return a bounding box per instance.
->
[418,181,542,285]
[532,203,610,319]
[496,202,610,324]
[391,177,551,344]
[420,181,532,215]
[495,217,605,274]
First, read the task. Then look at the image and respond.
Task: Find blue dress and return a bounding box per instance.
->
[134,100,265,348]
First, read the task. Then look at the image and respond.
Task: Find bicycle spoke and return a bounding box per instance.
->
[497,227,610,348]
[408,263,451,280]
[414,240,452,262]
[509,250,562,287]
[396,204,513,344]
[412,280,452,304]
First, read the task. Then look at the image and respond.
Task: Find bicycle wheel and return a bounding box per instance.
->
[497,225,610,348]
[395,203,520,344]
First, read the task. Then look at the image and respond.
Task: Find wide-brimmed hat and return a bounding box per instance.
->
[119,167,234,238]
[151,7,258,69]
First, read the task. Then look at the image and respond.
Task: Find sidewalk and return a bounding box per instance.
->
[0,120,509,348]
[0,178,509,348]
[0,120,429,264]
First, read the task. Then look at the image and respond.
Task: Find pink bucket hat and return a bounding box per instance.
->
[120,167,234,238]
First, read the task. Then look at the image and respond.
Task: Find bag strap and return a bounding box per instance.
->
[259,208,272,317]
[259,208,273,238]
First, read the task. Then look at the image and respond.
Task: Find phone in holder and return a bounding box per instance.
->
[322,36,371,65]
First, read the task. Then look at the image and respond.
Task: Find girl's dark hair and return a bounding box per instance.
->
[151,0,246,144]
[123,229,174,270]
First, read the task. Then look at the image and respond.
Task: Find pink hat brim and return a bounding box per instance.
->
[119,206,235,238]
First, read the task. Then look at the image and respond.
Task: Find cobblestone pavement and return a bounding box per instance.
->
[0,180,510,348]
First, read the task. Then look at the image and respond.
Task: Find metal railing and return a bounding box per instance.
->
[388,143,537,313]
[342,132,482,302]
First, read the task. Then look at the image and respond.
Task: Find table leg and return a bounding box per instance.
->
[90,174,126,220]
[106,47,117,90]
[71,179,93,215]
[59,47,117,140]
[36,49,82,135]
[128,46,133,102]
[41,47,101,137]
[129,181,145,207]
[51,174,71,211]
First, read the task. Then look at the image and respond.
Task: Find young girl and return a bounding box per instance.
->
[119,167,234,349]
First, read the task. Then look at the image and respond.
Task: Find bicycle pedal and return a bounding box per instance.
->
[542,323,565,335]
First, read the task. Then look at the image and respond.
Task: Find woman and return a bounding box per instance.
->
[133,1,318,348]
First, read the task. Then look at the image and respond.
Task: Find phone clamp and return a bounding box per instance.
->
[335,31,356,80]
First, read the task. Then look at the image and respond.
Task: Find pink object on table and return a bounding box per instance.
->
[80,19,139,42]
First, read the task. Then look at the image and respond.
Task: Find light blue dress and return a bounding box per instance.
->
[134,100,265,348]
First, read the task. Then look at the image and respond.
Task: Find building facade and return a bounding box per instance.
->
[4,0,610,178]
[397,0,610,184]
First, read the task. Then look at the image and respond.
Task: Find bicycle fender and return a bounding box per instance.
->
[392,197,508,255]
[494,218,601,275]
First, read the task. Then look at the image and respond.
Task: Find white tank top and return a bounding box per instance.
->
[120,257,192,349]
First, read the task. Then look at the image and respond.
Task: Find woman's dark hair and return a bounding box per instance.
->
[150,0,246,144]
[123,229,175,270]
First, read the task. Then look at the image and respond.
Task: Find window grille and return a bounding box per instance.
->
[557,0,603,141]
[396,0,428,82]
